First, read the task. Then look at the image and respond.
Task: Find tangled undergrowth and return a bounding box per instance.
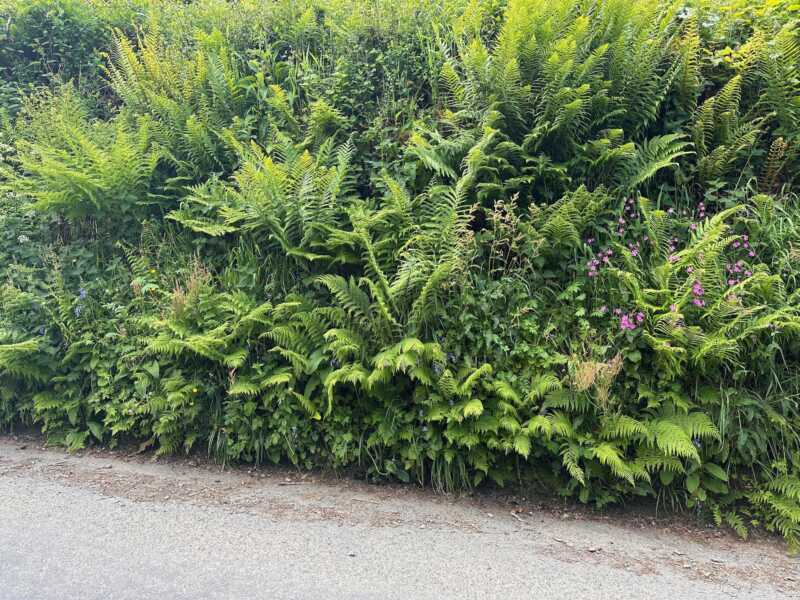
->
[2,0,800,551]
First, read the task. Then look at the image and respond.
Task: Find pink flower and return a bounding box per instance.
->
[620,315,637,330]
[670,304,678,312]
[635,312,645,323]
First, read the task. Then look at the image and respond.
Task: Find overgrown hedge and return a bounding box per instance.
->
[2,0,800,550]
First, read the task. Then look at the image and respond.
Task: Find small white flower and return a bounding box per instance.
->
[17,234,29,243]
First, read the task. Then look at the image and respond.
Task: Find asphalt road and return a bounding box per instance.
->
[1,438,797,599]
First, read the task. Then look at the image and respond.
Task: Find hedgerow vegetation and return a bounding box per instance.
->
[2,0,800,549]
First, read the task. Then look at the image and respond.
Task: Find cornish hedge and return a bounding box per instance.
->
[1,0,800,550]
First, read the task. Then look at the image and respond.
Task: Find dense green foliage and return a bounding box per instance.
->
[2,0,800,550]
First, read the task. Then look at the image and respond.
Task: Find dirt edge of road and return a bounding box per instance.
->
[1,433,797,594]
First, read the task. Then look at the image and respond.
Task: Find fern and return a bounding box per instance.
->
[3,108,161,219]
[621,134,693,192]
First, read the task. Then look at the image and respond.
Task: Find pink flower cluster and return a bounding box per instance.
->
[615,309,645,330]
[619,311,644,331]
[616,198,640,236]
[587,247,613,278]
[691,280,705,307]
[725,260,752,286]
[730,234,756,258]
[627,241,641,257]
[667,236,679,252]
[666,236,681,263]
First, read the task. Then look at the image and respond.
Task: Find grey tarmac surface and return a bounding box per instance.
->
[1,436,798,600]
